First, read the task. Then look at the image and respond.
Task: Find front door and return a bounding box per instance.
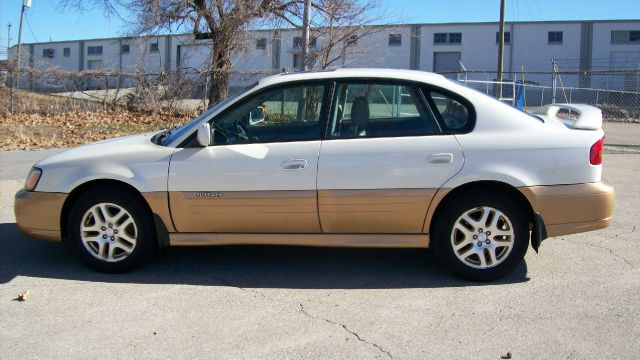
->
[168,82,328,233]
[317,80,465,233]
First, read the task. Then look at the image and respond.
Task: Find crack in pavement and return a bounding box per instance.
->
[161,260,394,358]
[559,238,635,269]
[299,303,393,359]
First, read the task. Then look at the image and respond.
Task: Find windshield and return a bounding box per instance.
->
[161,90,247,146]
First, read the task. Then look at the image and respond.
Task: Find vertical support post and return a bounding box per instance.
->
[497,0,506,99]
[301,0,311,71]
[551,59,557,104]
[16,3,27,89]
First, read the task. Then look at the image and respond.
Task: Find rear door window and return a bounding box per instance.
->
[329,82,440,139]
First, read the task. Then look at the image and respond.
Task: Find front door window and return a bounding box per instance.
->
[210,84,326,145]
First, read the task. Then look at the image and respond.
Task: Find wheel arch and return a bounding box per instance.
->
[60,179,168,246]
[424,180,536,235]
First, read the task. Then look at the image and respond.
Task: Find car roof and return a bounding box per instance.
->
[256,68,451,89]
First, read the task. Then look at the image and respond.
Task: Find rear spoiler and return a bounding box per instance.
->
[531,103,602,130]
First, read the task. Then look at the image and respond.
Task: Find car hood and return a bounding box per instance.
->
[33,132,176,193]
[36,132,162,168]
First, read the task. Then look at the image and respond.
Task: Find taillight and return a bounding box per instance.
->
[590,136,605,165]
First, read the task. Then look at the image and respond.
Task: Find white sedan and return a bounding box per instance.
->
[15,69,614,280]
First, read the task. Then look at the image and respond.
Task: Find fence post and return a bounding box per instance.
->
[569,88,572,103]
[551,59,557,104]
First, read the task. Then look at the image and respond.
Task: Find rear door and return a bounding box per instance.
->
[317,80,464,233]
[168,82,327,233]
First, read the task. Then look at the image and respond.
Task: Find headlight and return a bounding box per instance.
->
[24,167,42,191]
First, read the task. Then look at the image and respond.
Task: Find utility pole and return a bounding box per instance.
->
[6,23,11,58]
[496,0,506,100]
[301,0,311,71]
[16,0,31,89]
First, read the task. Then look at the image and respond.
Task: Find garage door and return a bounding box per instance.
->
[433,52,461,78]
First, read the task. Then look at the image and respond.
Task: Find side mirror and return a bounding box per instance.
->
[196,123,211,147]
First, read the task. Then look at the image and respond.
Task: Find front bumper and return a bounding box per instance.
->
[519,180,615,237]
[14,189,67,242]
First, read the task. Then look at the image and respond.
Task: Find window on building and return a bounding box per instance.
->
[346,34,358,46]
[434,33,447,44]
[495,31,511,44]
[448,33,462,44]
[42,49,55,58]
[611,30,640,43]
[548,31,563,44]
[389,33,402,47]
[293,36,317,49]
[434,33,462,44]
[150,43,159,53]
[87,46,103,55]
[63,48,70,57]
[121,44,130,54]
[256,38,267,49]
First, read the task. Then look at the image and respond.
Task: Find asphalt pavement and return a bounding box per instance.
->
[1,149,638,359]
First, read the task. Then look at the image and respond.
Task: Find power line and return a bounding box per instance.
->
[24,13,39,42]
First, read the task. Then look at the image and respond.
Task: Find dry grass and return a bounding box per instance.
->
[0,87,109,115]
[1,88,198,150]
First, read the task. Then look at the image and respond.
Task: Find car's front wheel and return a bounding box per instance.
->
[432,191,529,281]
[68,188,154,272]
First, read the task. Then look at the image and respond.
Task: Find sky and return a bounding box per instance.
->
[1,0,639,58]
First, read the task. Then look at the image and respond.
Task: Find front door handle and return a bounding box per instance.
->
[281,159,307,170]
[427,153,454,164]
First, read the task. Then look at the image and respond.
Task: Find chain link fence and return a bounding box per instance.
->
[1,65,280,115]
[2,64,639,147]
[449,70,640,147]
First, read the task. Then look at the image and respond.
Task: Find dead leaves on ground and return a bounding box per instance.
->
[1,111,194,150]
[14,291,29,302]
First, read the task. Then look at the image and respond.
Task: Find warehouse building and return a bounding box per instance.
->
[8,19,640,92]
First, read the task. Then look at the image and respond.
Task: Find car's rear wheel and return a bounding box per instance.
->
[432,191,529,281]
[68,188,153,272]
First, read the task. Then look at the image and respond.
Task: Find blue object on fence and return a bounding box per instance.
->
[515,80,524,110]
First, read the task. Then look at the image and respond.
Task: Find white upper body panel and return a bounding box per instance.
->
[29,68,604,195]
[168,141,321,191]
[317,135,464,190]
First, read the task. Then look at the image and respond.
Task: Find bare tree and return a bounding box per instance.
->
[278,0,386,70]
[62,0,296,107]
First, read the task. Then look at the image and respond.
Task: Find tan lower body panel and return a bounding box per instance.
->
[142,192,176,232]
[318,188,436,233]
[169,233,429,248]
[14,189,67,242]
[169,190,321,233]
[519,181,615,237]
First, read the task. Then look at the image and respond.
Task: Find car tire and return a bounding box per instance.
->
[67,187,154,273]
[432,190,529,281]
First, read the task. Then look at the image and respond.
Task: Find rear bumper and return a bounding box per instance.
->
[519,181,615,237]
[14,189,67,242]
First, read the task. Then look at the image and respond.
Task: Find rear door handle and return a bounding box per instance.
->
[427,153,454,164]
[281,159,307,170]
